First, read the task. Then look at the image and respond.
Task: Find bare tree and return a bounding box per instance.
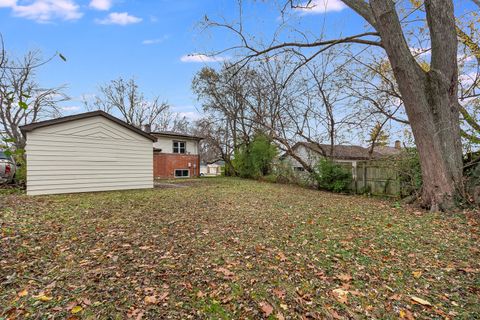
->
[192,64,258,166]
[84,77,171,131]
[0,50,68,149]
[206,0,469,210]
[192,117,236,175]
[192,52,365,174]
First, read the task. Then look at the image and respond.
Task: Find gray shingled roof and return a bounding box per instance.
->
[150,131,203,140]
[296,142,402,160]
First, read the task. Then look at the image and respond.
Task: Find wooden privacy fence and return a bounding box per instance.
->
[353,161,400,196]
[335,160,400,196]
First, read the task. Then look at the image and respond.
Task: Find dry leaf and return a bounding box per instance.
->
[337,273,352,282]
[276,312,285,320]
[277,252,287,262]
[326,307,344,320]
[410,295,432,306]
[35,294,53,302]
[71,306,83,314]
[144,295,157,305]
[259,301,273,317]
[390,293,402,301]
[158,292,169,301]
[17,289,28,297]
[273,288,286,299]
[127,308,144,320]
[412,271,422,278]
[214,267,235,278]
[332,288,349,304]
[399,309,415,319]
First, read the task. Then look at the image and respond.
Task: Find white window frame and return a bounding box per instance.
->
[174,169,190,178]
[173,140,186,154]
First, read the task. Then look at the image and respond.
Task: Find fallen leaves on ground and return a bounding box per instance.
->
[331,288,349,304]
[410,295,432,306]
[1,177,479,318]
[70,306,83,314]
[259,301,273,317]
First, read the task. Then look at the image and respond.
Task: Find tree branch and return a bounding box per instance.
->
[341,0,377,27]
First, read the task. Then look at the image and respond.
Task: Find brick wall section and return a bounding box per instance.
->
[153,152,201,179]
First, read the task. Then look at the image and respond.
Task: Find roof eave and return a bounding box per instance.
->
[19,111,157,142]
[151,132,204,141]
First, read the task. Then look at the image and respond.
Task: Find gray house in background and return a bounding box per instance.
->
[282,141,403,195]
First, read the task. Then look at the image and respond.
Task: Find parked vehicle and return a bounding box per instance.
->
[0,150,16,184]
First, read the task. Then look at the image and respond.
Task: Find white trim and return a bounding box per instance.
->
[174,168,190,178]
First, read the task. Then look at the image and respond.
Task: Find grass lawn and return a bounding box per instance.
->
[1,178,479,319]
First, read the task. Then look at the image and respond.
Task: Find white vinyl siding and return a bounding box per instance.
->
[25,116,153,195]
[153,137,199,154]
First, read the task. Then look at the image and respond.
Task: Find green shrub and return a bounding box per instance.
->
[312,159,352,193]
[233,134,277,179]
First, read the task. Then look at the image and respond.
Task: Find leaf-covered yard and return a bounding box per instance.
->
[1,178,479,319]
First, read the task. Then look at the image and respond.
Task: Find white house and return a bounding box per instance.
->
[20,111,155,196]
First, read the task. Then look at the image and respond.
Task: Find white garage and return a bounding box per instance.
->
[20,111,155,196]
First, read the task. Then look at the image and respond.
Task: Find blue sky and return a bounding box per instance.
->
[0,0,369,120]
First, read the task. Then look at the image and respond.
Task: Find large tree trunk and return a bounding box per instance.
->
[366,0,463,210]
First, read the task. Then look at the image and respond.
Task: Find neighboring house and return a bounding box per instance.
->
[19,111,155,196]
[282,141,403,195]
[283,141,402,177]
[151,131,203,179]
[200,160,224,176]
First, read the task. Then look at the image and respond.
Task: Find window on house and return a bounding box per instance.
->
[175,169,189,178]
[173,141,186,154]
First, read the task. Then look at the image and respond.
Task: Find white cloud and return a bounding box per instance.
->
[89,0,112,11]
[180,54,227,63]
[142,35,169,45]
[96,12,142,25]
[0,0,16,7]
[177,111,202,121]
[1,0,82,22]
[62,106,81,111]
[295,0,347,14]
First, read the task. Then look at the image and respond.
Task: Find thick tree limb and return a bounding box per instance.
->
[341,0,376,27]
[425,0,458,84]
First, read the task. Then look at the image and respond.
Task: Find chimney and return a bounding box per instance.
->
[143,124,151,134]
[394,140,401,149]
